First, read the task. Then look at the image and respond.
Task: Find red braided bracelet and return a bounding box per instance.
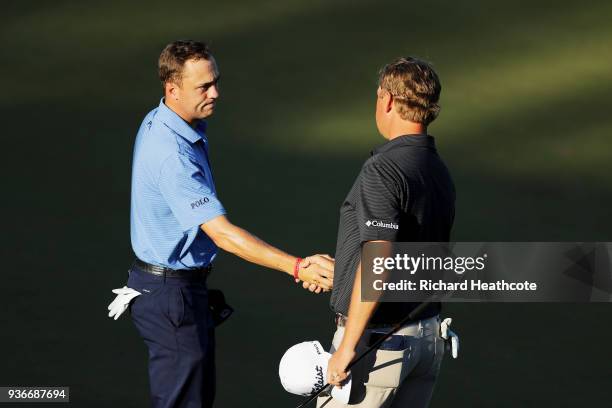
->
[294,258,303,283]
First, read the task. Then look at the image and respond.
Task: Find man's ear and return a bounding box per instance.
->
[165,81,180,101]
[385,93,394,114]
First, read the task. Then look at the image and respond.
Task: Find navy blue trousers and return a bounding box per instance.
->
[128,266,215,408]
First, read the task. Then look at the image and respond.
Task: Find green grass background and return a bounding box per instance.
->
[2,0,612,406]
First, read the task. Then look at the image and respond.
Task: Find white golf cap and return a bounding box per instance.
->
[279,341,351,404]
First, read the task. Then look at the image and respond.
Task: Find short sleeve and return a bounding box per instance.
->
[356,161,403,242]
[158,152,226,231]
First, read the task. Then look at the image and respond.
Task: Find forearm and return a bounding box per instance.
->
[209,222,296,275]
[339,262,378,351]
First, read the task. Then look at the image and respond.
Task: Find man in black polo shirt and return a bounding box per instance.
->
[321,57,455,408]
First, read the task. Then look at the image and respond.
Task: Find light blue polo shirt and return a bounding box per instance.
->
[130,98,226,269]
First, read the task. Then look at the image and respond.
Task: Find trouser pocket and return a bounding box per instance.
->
[365,347,410,388]
[166,287,185,328]
[126,276,164,316]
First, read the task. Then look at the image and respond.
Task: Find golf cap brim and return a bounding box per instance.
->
[322,355,352,404]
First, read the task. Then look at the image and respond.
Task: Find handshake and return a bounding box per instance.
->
[297,254,335,294]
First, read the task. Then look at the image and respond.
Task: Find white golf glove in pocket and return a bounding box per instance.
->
[107,286,141,320]
[440,317,460,359]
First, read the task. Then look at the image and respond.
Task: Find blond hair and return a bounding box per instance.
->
[378,57,441,125]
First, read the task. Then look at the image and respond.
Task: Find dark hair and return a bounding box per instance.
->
[158,40,212,86]
[378,57,441,125]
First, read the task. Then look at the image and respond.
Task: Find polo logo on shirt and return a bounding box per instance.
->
[365,220,399,229]
[190,197,210,209]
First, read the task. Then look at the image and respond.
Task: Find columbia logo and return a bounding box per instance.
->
[365,220,399,230]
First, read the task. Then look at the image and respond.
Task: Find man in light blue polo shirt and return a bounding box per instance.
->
[112,40,334,408]
[130,98,224,269]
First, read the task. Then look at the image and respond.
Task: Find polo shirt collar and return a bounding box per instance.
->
[371,134,435,156]
[156,98,207,143]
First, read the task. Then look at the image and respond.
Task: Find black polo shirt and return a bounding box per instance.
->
[330,134,455,324]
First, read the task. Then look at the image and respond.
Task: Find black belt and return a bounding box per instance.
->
[133,259,212,279]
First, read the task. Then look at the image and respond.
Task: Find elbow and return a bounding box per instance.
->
[201,217,244,255]
[208,228,240,254]
[209,230,230,251]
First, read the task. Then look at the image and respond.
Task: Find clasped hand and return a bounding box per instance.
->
[298,254,335,293]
